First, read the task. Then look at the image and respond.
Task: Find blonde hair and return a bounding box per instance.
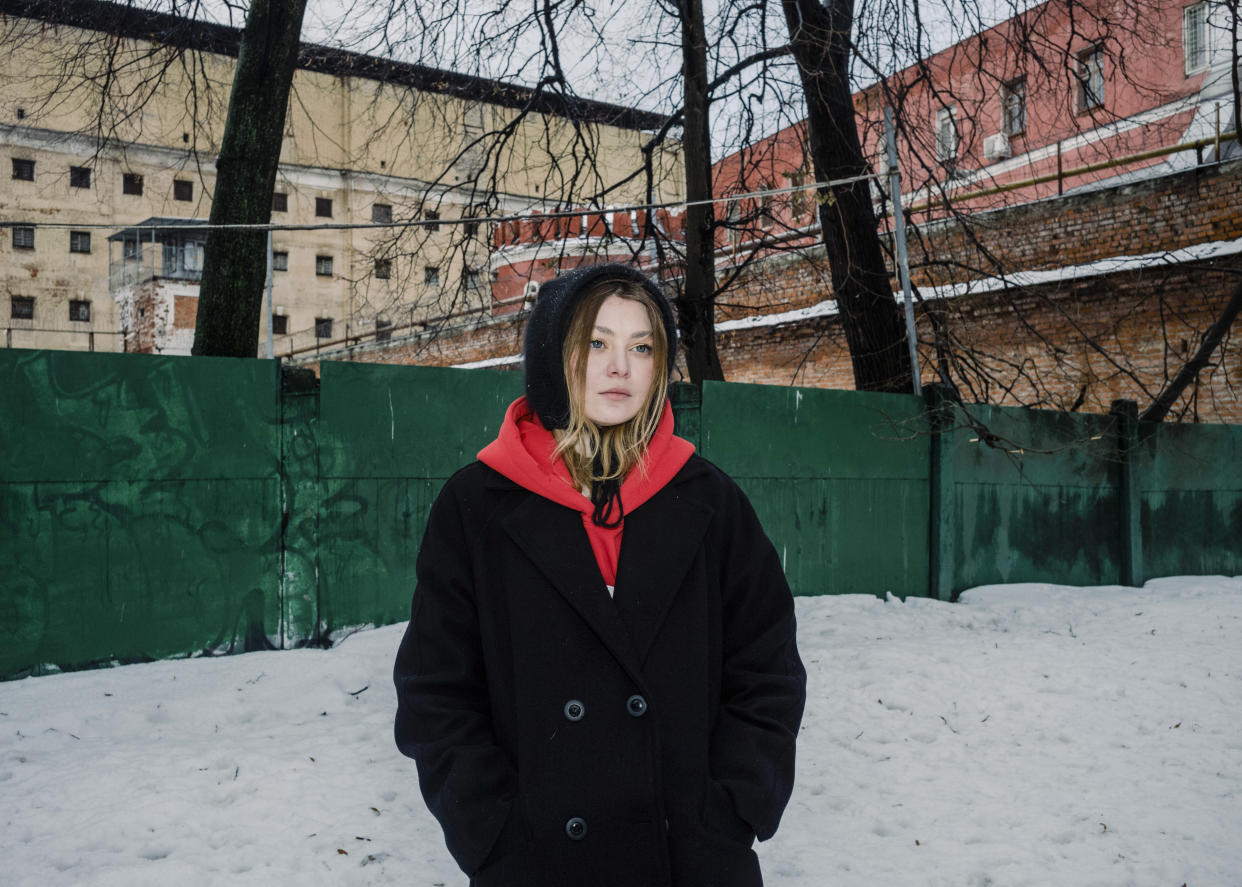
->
[553,279,670,492]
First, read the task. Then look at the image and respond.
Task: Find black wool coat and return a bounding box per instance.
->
[393,454,807,887]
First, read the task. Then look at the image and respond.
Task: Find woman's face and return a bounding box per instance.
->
[578,294,657,427]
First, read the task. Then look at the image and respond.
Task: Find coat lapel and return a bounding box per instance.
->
[613,487,714,665]
[502,495,645,683]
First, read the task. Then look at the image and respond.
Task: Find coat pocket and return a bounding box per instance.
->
[700,779,756,847]
[471,798,536,887]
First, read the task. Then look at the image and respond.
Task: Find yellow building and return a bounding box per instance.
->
[1,0,683,356]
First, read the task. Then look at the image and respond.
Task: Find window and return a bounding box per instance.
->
[163,237,204,277]
[464,220,479,237]
[424,265,440,286]
[374,258,392,280]
[69,231,91,254]
[463,267,481,289]
[12,226,34,250]
[69,300,91,322]
[315,197,333,218]
[1077,46,1105,110]
[314,317,334,338]
[123,173,144,195]
[271,314,288,335]
[424,209,440,232]
[1003,79,1027,136]
[272,191,288,213]
[272,250,288,271]
[123,239,139,259]
[372,203,392,224]
[173,179,193,201]
[758,180,775,229]
[1184,3,1208,74]
[375,318,393,343]
[11,297,34,320]
[724,199,741,246]
[789,167,812,220]
[316,255,333,276]
[935,106,958,165]
[12,158,34,181]
[69,166,91,189]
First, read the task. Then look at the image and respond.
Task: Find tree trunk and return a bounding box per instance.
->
[677,0,725,383]
[192,0,309,358]
[781,0,912,392]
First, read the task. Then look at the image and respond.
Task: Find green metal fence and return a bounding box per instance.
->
[2,350,1239,679]
[0,350,282,677]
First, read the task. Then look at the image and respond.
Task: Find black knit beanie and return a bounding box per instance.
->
[523,263,678,431]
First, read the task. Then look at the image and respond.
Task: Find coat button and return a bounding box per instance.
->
[565,817,588,840]
[563,700,585,722]
[626,694,647,717]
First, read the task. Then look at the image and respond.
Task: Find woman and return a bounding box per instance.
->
[394,263,806,887]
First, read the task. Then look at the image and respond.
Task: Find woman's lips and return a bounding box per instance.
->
[600,389,631,400]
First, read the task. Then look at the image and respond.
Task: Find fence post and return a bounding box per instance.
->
[669,381,703,450]
[1111,399,1144,586]
[279,365,322,646]
[927,383,958,601]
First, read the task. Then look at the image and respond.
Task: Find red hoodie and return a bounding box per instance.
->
[478,396,695,588]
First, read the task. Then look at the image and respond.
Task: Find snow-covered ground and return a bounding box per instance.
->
[3,575,1240,886]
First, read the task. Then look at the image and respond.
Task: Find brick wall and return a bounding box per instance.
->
[319,160,1242,423]
[902,159,1242,285]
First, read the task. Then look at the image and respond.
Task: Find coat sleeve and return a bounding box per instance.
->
[709,479,807,842]
[393,476,520,876]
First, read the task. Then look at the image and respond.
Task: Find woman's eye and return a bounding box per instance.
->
[632,343,652,354]
[589,339,604,350]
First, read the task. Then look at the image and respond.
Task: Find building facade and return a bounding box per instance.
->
[704,0,1241,421]
[1,0,683,357]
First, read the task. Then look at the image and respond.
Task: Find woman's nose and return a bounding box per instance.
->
[607,350,630,376]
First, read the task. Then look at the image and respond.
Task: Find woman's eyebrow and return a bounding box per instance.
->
[593,325,652,338]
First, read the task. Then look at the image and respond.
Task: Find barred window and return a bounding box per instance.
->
[69,166,91,189]
[13,226,34,249]
[424,209,440,232]
[123,173,144,195]
[271,313,288,335]
[375,318,393,342]
[372,203,393,223]
[314,317,334,338]
[12,158,34,181]
[272,191,288,213]
[1003,79,1027,136]
[424,265,440,286]
[374,258,392,279]
[315,255,333,276]
[69,231,91,254]
[1077,46,1105,110]
[1184,3,1208,73]
[935,106,958,163]
[69,300,91,322]
[11,296,34,319]
[173,179,193,201]
[272,251,288,271]
[315,197,333,218]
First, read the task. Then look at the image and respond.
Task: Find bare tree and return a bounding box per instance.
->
[846,0,1241,420]
[193,0,308,357]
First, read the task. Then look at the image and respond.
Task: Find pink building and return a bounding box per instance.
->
[488,207,687,314]
[715,0,1236,242]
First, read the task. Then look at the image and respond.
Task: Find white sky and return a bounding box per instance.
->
[140,0,1040,156]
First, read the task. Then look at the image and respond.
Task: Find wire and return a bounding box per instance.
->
[0,172,880,233]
